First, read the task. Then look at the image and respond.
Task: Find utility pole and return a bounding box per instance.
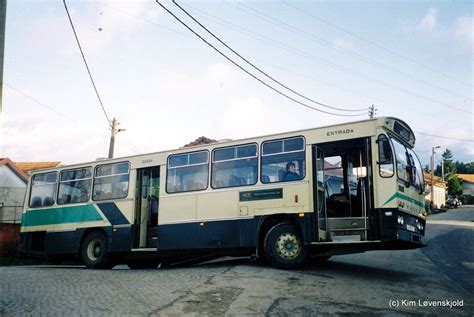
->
[108,118,125,159]
[368,105,377,119]
[441,159,445,183]
[0,0,6,113]
[430,145,440,209]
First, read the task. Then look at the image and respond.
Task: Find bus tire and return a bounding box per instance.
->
[81,231,112,269]
[264,222,307,269]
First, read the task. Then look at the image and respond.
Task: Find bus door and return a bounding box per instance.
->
[135,167,160,248]
[313,145,328,241]
[315,138,371,242]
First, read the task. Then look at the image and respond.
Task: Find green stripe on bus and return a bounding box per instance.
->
[382,192,424,208]
[21,204,103,227]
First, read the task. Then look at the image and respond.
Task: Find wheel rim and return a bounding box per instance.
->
[87,239,102,261]
[276,232,301,259]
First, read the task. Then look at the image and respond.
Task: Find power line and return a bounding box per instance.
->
[4,83,79,123]
[415,131,473,143]
[233,1,472,102]
[183,3,472,116]
[173,0,366,114]
[282,0,473,89]
[93,0,188,37]
[63,0,112,128]
[155,1,365,118]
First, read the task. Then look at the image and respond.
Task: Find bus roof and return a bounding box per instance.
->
[28,116,413,175]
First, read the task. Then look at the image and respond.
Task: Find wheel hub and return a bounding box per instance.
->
[87,240,102,261]
[276,233,301,259]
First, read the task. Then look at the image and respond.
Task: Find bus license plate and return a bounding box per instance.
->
[406,224,415,232]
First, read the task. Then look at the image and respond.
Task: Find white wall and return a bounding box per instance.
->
[0,165,27,222]
[425,185,446,209]
[0,165,26,188]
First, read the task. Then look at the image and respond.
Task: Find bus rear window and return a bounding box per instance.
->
[29,172,57,208]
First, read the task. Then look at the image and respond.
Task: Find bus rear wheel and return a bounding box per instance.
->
[81,231,112,269]
[264,222,307,269]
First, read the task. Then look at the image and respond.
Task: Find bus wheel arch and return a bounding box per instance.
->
[80,229,113,269]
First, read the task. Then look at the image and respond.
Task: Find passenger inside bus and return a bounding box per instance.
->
[282,161,300,181]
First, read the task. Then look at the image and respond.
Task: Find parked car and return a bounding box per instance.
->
[447,196,462,208]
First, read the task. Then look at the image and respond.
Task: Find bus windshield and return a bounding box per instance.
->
[391,136,423,191]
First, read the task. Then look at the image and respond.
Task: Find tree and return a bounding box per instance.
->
[447,177,463,196]
[441,149,455,178]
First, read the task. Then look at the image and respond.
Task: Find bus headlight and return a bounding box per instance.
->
[397,216,404,225]
[416,222,424,231]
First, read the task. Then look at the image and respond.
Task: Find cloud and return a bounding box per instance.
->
[454,16,474,46]
[418,8,438,30]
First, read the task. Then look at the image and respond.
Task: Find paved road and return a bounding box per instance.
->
[1,208,473,316]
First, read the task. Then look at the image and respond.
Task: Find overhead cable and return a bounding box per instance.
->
[415,131,473,143]
[282,0,473,89]
[155,1,366,117]
[173,0,367,113]
[63,0,112,128]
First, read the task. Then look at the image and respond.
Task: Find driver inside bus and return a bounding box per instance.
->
[283,161,300,181]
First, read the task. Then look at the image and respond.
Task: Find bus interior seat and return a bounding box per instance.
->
[229,175,239,186]
[214,180,224,188]
[262,175,270,183]
[31,196,42,208]
[278,169,286,181]
[43,197,54,206]
[195,182,204,190]
[185,180,196,191]
[59,194,72,204]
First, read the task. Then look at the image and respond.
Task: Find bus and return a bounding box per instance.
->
[20,117,427,269]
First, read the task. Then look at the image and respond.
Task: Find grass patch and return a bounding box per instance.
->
[0,256,49,267]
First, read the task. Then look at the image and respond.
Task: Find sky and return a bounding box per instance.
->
[1,0,473,169]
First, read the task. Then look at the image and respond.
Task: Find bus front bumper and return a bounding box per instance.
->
[396,228,427,247]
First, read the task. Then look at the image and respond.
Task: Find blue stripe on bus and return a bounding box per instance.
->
[96,202,130,225]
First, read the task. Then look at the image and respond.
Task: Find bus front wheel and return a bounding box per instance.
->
[81,231,112,269]
[264,222,307,269]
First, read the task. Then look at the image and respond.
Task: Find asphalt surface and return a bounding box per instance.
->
[1,207,473,316]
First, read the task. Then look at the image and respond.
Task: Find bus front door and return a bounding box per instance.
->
[313,146,329,242]
[135,167,160,248]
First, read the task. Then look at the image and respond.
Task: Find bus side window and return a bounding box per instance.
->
[261,137,305,184]
[378,135,394,178]
[211,144,258,189]
[29,172,58,208]
[58,167,92,205]
[167,151,209,193]
[93,162,130,201]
